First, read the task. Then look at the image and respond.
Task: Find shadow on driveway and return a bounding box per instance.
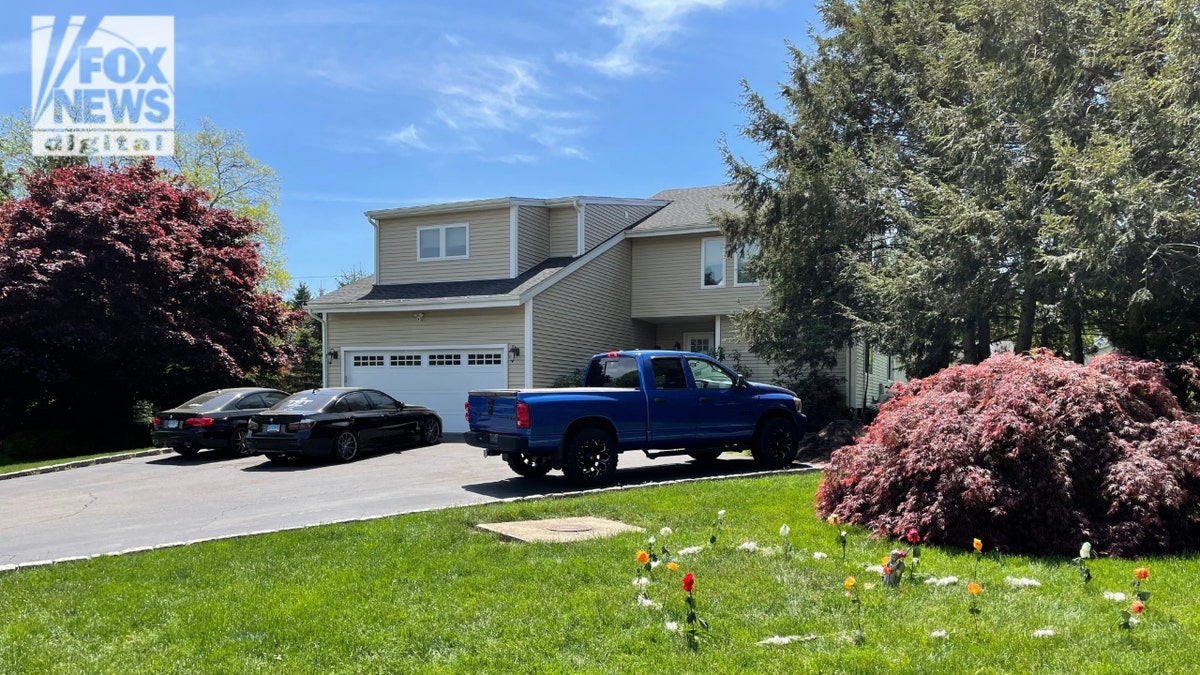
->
[460,455,800,500]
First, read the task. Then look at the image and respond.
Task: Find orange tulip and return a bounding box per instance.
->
[667,562,679,572]
[1134,567,1149,581]
[844,576,856,590]
[973,538,983,552]
[636,550,649,564]
[1131,601,1145,614]
[967,582,982,595]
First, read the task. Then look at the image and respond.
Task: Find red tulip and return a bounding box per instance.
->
[906,528,920,544]
[682,572,695,593]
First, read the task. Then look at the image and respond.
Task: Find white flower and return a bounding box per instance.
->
[660,527,673,537]
[636,595,661,608]
[649,560,660,569]
[912,557,920,565]
[717,509,727,521]
[737,541,760,552]
[665,621,679,631]
[1128,616,1140,626]
[866,565,884,574]
[1103,591,1127,601]
[930,630,948,639]
[648,536,656,545]
[1079,542,1092,559]
[1005,576,1042,588]
[924,576,959,586]
[779,524,791,538]
[813,551,828,560]
[1032,629,1056,638]
[756,635,811,645]
[677,545,704,556]
[633,577,649,589]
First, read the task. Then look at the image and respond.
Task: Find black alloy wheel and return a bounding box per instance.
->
[751,417,799,469]
[334,431,359,462]
[505,452,553,477]
[562,427,619,486]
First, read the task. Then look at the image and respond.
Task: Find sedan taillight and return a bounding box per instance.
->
[287,419,316,431]
[184,417,214,427]
[151,417,161,427]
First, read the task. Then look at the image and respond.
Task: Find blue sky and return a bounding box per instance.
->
[1,1,820,294]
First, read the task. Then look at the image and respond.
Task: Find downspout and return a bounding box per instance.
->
[575,199,585,256]
[305,307,329,387]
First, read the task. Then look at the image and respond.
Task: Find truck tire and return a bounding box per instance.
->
[687,449,723,463]
[751,417,799,469]
[563,427,618,486]
[505,452,553,478]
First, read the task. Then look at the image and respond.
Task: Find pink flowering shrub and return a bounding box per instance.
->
[816,350,1200,557]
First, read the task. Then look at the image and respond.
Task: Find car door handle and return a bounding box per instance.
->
[699,397,711,404]
[653,397,667,403]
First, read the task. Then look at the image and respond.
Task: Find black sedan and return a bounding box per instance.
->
[247,387,442,463]
[151,388,289,457]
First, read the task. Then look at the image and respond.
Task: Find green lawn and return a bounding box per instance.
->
[0,448,159,476]
[2,472,1195,674]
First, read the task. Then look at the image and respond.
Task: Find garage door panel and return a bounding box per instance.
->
[346,349,505,433]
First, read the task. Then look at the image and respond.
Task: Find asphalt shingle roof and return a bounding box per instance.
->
[308,257,576,306]
[632,185,740,233]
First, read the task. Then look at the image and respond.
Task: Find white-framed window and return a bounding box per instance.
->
[417,224,469,261]
[684,332,713,354]
[467,352,503,366]
[428,353,462,366]
[701,237,725,288]
[390,355,421,367]
[352,354,384,367]
[734,243,760,286]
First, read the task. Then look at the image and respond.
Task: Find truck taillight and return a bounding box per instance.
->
[184,417,214,427]
[515,401,531,429]
[464,401,470,423]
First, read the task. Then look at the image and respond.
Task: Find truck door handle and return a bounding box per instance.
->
[653,397,667,403]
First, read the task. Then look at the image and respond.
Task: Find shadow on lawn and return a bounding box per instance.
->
[460,455,804,500]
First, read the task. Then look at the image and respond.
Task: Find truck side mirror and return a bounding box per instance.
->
[734,375,747,389]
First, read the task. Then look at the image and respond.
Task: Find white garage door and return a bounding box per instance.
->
[344,348,507,433]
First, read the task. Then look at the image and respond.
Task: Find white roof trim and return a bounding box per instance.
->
[310,296,522,313]
[627,224,721,238]
[365,196,666,219]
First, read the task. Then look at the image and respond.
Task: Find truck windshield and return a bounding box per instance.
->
[585,356,641,388]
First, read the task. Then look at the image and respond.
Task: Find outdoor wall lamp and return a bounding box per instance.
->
[508,345,520,363]
[326,349,338,365]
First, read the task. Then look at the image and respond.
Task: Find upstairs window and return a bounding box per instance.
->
[701,237,725,288]
[418,224,469,261]
[735,243,760,286]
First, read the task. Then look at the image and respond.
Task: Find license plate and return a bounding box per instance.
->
[164,419,179,429]
[265,423,281,433]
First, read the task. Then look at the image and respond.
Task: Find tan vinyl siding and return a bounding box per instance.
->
[517,205,550,275]
[376,207,511,284]
[717,315,774,383]
[548,205,579,257]
[325,307,525,387]
[531,241,649,386]
[583,203,663,251]
[631,234,766,318]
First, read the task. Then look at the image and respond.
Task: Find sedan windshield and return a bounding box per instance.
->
[270,392,340,413]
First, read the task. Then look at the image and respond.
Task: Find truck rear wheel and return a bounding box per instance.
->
[505,452,553,477]
[751,417,799,469]
[563,427,618,486]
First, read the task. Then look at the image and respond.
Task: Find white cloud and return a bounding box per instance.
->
[382,124,430,150]
[562,0,736,77]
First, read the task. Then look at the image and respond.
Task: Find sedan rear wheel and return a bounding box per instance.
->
[265,453,291,464]
[334,431,359,462]
[173,444,199,458]
[421,417,442,446]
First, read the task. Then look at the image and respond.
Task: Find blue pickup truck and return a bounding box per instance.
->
[464,350,807,485]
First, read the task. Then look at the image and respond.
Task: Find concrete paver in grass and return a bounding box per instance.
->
[477,517,644,543]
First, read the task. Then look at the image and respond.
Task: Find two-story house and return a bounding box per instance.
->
[306,185,902,432]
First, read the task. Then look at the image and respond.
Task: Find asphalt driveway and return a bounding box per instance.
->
[0,437,800,569]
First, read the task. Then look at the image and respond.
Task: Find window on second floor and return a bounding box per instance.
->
[735,243,760,286]
[417,224,469,261]
[701,237,725,288]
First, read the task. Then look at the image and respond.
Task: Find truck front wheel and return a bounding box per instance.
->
[563,427,618,486]
[505,452,553,478]
[751,417,799,469]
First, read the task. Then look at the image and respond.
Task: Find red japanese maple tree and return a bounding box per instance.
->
[817,350,1200,557]
[0,160,295,446]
